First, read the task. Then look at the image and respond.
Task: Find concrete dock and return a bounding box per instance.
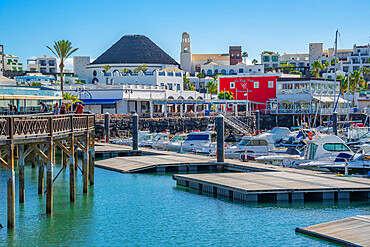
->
[173,172,370,202]
[296,215,370,246]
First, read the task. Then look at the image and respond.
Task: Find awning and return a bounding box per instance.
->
[312,96,349,103]
[80,99,121,105]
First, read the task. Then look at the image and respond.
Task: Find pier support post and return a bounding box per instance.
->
[31,151,36,169]
[216,114,225,163]
[132,113,139,151]
[104,113,110,142]
[38,155,44,195]
[276,193,289,201]
[7,117,15,229]
[83,133,89,194]
[46,117,53,214]
[18,145,25,204]
[292,192,304,201]
[321,192,335,200]
[333,111,338,135]
[69,116,76,202]
[89,134,95,185]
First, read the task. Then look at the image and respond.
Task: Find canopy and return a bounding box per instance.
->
[80,99,121,105]
[312,96,349,103]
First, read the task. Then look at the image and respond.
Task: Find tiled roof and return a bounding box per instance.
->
[92,35,179,66]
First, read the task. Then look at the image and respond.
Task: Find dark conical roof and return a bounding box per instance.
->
[92,35,179,65]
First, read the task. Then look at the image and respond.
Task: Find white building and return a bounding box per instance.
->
[4,54,23,71]
[200,60,264,76]
[180,32,243,75]
[27,55,57,74]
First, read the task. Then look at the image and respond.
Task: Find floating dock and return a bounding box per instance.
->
[95,153,222,173]
[95,143,142,158]
[173,172,370,202]
[296,215,370,246]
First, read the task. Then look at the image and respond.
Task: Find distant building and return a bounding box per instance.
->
[0,45,3,76]
[4,54,23,72]
[15,73,55,85]
[180,32,245,75]
[27,55,57,74]
[73,34,184,90]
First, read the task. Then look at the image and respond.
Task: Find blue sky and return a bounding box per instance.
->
[0,0,369,69]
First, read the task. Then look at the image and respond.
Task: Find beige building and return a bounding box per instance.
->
[27,55,57,74]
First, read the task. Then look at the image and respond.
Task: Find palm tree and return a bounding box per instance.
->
[121,68,129,75]
[26,81,43,86]
[310,60,325,78]
[331,58,339,66]
[242,52,248,63]
[46,40,78,94]
[349,69,365,107]
[362,67,370,89]
[137,63,147,73]
[206,80,217,94]
[102,65,112,74]
[252,59,258,65]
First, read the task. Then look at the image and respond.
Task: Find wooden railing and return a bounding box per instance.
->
[0,114,95,140]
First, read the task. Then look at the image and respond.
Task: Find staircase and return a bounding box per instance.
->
[222,111,252,135]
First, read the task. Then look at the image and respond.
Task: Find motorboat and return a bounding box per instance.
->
[112,131,151,146]
[153,133,188,151]
[281,134,354,168]
[139,132,170,148]
[181,131,216,154]
[255,148,302,165]
[226,136,270,159]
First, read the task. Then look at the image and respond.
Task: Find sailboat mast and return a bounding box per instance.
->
[334,29,338,101]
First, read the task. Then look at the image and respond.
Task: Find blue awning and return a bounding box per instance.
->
[80,99,121,105]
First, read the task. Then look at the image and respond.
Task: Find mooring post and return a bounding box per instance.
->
[46,116,53,214]
[104,112,110,142]
[31,151,36,169]
[132,113,139,151]
[216,114,225,163]
[69,115,76,202]
[18,145,25,204]
[83,116,90,194]
[7,116,15,229]
[38,153,44,195]
[89,133,95,186]
[333,111,338,135]
[256,110,260,133]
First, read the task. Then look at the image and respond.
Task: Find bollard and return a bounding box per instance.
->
[216,114,224,163]
[256,110,260,133]
[104,113,110,142]
[132,113,139,151]
[333,112,337,135]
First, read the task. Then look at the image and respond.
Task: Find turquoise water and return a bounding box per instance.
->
[1,163,370,246]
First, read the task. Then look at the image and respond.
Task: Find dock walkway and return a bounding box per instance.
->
[296,215,370,246]
[173,171,370,202]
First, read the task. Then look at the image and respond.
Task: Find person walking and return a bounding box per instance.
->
[60,102,67,114]
[75,102,84,114]
[53,103,59,114]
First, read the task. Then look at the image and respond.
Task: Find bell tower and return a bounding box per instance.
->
[180,32,192,73]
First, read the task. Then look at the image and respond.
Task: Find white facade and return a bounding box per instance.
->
[4,54,23,71]
[73,56,90,79]
[201,62,264,76]
[27,55,57,74]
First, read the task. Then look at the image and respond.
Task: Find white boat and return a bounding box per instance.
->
[181,131,216,154]
[140,132,170,148]
[153,133,188,151]
[255,148,302,165]
[226,136,270,159]
[113,131,151,146]
[281,134,354,168]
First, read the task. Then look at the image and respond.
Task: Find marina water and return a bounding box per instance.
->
[1,163,370,246]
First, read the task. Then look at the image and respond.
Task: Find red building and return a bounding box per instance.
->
[229,46,242,65]
[218,75,278,110]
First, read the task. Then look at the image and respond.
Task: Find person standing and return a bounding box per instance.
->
[53,103,59,114]
[13,105,18,114]
[8,103,14,115]
[60,102,67,114]
[75,102,84,114]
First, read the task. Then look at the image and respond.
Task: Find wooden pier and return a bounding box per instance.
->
[0,114,95,229]
[95,142,142,158]
[95,150,221,173]
[296,215,370,246]
[173,171,370,202]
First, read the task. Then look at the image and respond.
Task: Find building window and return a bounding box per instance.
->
[177,84,181,91]
[207,69,213,75]
[230,82,235,89]
[272,56,278,62]
[272,64,278,68]
[268,81,274,88]
[254,81,259,88]
[239,68,244,73]
[263,56,270,62]
[229,69,235,75]
[160,83,164,86]
[93,70,97,76]
[168,84,173,90]
[221,69,226,75]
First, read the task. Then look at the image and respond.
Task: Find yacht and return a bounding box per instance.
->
[255,148,302,165]
[227,136,270,160]
[181,131,216,154]
[153,133,188,151]
[281,134,354,167]
[139,132,170,148]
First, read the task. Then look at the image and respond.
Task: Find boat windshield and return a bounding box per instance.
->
[239,139,268,146]
[143,135,154,140]
[323,143,350,152]
[186,134,209,141]
[172,135,187,142]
